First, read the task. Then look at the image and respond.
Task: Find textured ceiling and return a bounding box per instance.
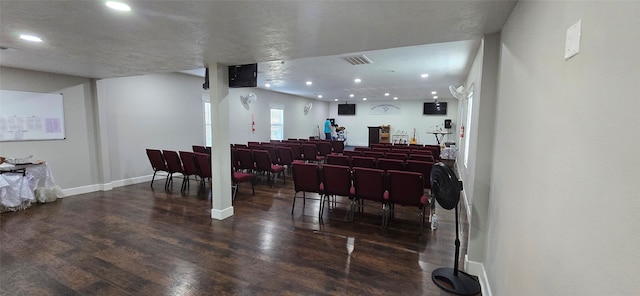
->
[0,0,516,101]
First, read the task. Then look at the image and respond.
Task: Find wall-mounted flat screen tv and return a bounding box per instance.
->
[423,102,447,115]
[338,103,356,115]
[228,63,257,88]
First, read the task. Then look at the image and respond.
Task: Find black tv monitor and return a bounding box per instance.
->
[423,102,447,115]
[338,103,356,115]
[228,64,257,88]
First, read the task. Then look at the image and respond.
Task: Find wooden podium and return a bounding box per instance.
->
[368,125,391,146]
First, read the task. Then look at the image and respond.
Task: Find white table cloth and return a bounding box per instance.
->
[0,164,63,212]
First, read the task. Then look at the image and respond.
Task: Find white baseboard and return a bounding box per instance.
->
[62,184,103,196]
[211,206,234,220]
[61,175,153,197]
[461,189,471,221]
[465,255,493,296]
[112,175,152,187]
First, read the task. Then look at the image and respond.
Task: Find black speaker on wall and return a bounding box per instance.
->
[444,119,452,129]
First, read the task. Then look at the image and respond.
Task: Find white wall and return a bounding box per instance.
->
[97,73,207,182]
[485,1,640,295]
[0,67,100,189]
[328,100,458,147]
[228,88,330,144]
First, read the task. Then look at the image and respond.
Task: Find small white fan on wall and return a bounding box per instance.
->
[449,85,466,101]
[304,103,313,115]
[240,93,257,110]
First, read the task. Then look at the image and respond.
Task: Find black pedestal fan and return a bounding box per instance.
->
[430,162,481,295]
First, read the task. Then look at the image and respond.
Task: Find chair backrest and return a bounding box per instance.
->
[146,149,168,171]
[236,148,255,171]
[253,150,274,172]
[410,154,435,163]
[301,144,319,161]
[230,148,239,170]
[411,149,433,155]
[354,147,370,152]
[261,145,279,164]
[291,162,322,193]
[352,167,387,202]
[326,154,350,167]
[247,141,261,148]
[385,152,408,161]
[321,164,352,197]
[162,150,184,173]
[424,145,441,160]
[194,152,211,178]
[350,156,376,169]
[192,145,207,154]
[386,170,426,208]
[343,150,361,158]
[405,160,434,189]
[372,147,390,153]
[363,151,385,159]
[331,140,345,153]
[377,158,405,171]
[287,144,304,160]
[179,151,199,176]
[276,146,294,166]
[316,141,333,156]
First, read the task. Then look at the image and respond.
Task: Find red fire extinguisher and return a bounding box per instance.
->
[460,125,465,138]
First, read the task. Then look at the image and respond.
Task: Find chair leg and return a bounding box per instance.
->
[318,194,325,220]
[232,183,238,202]
[348,199,357,222]
[291,192,298,214]
[151,171,157,187]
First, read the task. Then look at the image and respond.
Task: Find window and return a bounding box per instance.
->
[203,97,212,146]
[464,91,473,168]
[270,108,284,140]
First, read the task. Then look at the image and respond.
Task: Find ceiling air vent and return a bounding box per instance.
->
[341,55,373,65]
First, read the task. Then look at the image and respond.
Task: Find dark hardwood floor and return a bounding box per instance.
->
[1,174,477,295]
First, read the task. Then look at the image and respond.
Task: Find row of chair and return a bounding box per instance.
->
[341,151,435,162]
[291,162,429,234]
[146,149,211,192]
[147,148,255,201]
[234,139,345,155]
[192,145,211,155]
[327,155,433,187]
[232,148,287,186]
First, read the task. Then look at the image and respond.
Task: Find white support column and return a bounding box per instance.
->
[94,79,113,191]
[208,64,233,220]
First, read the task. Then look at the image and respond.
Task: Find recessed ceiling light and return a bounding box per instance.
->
[431,91,437,95]
[318,95,323,99]
[421,73,429,78]
[106,1,131,11]
[19,34,43,42]
[354,78,362,83]
[306,81,312,86]
[384,93,390,96]
[334,99,338,101]
[349,94,354,98]
[362,98,367,101]
[264,83,271,88]
[393,97,398,100]
[433,96,438,99]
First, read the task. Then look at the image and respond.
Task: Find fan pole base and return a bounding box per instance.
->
[432,267,481,295]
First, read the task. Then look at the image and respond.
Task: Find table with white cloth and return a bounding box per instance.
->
[0,163,63,212]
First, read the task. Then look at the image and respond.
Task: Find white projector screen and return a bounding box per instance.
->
[0,90,66,142]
